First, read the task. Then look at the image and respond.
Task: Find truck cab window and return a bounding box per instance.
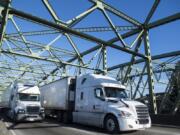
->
[105,87,128,99]
[94,88,104,99]
[18,93,40,101]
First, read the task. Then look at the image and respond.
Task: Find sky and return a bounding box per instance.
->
[2,0,180,93]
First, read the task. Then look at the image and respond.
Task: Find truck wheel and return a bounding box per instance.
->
[104,115,119,133]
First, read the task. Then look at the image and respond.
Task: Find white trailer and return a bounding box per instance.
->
[40,74,151,133]
[0,82,45,122]
[41,77,75,122]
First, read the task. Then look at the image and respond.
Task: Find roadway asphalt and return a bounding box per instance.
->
[1,118,180,135]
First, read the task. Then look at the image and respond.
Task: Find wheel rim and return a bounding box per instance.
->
[106,118,115,132]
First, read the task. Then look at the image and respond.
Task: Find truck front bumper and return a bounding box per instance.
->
[17,113,45,122]
[118,117,151,131]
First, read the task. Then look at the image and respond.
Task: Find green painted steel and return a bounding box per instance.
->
[0,0,179,114]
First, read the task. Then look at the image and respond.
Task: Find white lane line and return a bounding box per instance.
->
[153,124,180,129]
[148,128,180,135]
[5,122,16,135]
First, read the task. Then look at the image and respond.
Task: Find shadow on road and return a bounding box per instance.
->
[44,118,138,135]
[1,112,138,135]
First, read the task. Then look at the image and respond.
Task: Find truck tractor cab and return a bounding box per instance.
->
[9,83,45,122]
[74,74,151,133]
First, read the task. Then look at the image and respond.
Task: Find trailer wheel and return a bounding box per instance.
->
[104,115,119,133]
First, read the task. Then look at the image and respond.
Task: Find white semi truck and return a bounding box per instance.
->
[0,82,45,122]
[40,74,151,133]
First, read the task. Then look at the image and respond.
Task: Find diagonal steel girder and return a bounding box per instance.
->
[4,3,180,74]
[0,50,100,71]
[144,0,160,24]
[4,4,178,77]
[7,8,147,59]
[42,0,66,25]
[108,50,180,71]
[148,13,180,29]
[0,0,11,48]
[89,0,142,26]
[108,13,180,44]
[129,68,174,78]
[1,2,179,81]
[37,11,180,81]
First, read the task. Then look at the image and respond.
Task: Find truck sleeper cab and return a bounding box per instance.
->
[73,74,151,133]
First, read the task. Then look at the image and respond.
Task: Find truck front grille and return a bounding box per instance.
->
[136,105,149,124]
[26,106,40,114]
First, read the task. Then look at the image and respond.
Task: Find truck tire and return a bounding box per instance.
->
[104,115,119,133]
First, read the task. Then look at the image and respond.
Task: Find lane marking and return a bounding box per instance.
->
[5,122,16,135]
[148,127,180,135]
[153,124,180,129]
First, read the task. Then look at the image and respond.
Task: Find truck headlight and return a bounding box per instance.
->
[118,111,132,118]
[40,108,44,112]
[18,109,25,114]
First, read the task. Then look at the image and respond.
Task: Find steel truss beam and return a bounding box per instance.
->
[144,30,157,114]
[6,26,138,37]
[108,51,180,71]
[0,0,11,48]
[148,13,180,29]
[89,0,142,26]
[0,50,100,71]
[144,0,160,24]
[108,13,180,44]
[8,8,147,59]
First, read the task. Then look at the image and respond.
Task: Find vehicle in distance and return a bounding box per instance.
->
[0,82,45,122]
[40,74,151,133]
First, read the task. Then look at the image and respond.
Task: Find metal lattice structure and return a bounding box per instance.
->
[0,0,179,114]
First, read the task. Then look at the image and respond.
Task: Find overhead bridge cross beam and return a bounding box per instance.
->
[6,26,138,37]
[0,50,101,71]
[108,50,180,71]
[7,8,147,59]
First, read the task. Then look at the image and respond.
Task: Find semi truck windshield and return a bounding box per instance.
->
[18,93,40,101]
[104,87,128,99]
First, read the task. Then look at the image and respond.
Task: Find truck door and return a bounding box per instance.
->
[92,88,105,113]
[83,87,105,127]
